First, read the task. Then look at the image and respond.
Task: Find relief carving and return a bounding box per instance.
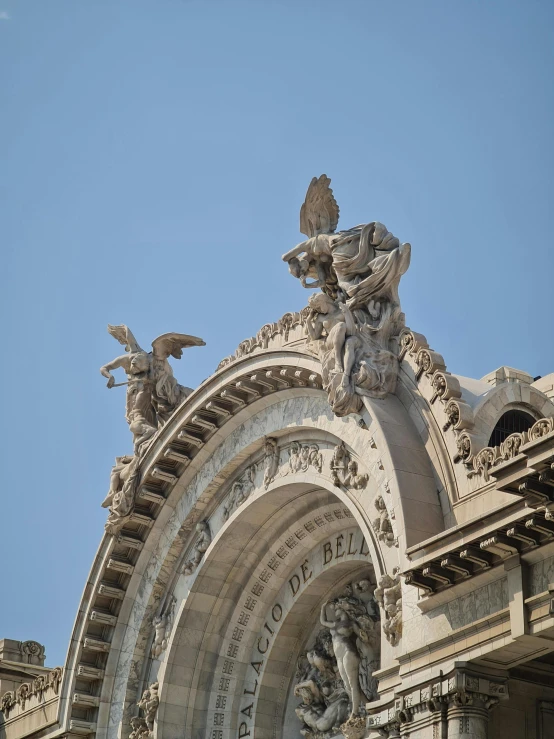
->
[294,579,380,739]
[136,681,159,737]
[285,441,323,474]
[102,455,141,535]
[330,442,368,490]
[263,437,280,489]
[283,175,411,416]
[151,596,176,659]
[375,569,402,646]
[181,522,212,575]
[223,466,256,520]
[372,496,398,547]
[18,640,45,665]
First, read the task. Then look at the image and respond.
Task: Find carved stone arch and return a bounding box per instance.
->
[154,483,380,739]
[60,351,443,739]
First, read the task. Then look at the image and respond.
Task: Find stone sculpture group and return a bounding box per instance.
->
[283,174,411,416]
[97,175,410,739]
[294,578,380,739]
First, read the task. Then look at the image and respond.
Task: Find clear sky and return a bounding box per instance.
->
[1,0,553,667]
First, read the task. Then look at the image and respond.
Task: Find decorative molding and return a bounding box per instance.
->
[217,309,311,370]
[0,667,62,719]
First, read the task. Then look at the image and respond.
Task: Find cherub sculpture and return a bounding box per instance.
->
[100,325,205,451]
[283,175,411,416]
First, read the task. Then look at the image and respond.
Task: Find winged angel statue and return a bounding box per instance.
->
[283,175,411,416]
[100,325,205,454]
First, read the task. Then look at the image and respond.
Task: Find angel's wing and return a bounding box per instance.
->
[151,333,206,360]
[107,324,142,353]
[299,174,340,238]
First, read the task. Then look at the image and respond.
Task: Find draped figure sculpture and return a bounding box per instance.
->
[99,324,205,534]
[294,580,380,739]
[283,175,411,416]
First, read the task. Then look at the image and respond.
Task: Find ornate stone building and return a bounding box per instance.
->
[2,176,554,739]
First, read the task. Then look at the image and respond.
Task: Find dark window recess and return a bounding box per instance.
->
[488,409,536,448]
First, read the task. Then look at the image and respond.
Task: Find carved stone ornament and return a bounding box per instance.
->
[135,681,159,738]
[100,325,205,535]
[0,667,62,718]
[102,454,141,535]
[18,640,45,665]
[284,441,323,475]
[283,175,411,416]
[151,596,177,659]
[181,521,212,575]
[330,442,368,490]
[372,496,398,547]
[223,465,256,520]
[374,569,402,646]
[294,579,380,739]
[263,437,280,489]
[100,325,205,454]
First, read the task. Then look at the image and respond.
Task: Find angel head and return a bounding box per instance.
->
[130,352,150,375]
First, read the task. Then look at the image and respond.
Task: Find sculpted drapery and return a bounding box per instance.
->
[283,175,411,416]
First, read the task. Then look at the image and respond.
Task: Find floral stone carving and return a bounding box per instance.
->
[294,579,380,739]
[375,569,402,646]
[283,175,411,416]
[330,442,368,490]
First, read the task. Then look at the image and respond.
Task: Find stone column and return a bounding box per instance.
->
[446,692,497,739]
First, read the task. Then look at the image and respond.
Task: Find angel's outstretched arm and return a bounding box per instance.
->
[100,355,130,386]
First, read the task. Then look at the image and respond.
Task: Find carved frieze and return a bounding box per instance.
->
[285,441,323,474]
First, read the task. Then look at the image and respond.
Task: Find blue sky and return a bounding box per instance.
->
[0,0,553,667]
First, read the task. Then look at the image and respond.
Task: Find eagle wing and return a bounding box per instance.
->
[151,333,206,360]
[299,174,340,237]
[107,324,142,353]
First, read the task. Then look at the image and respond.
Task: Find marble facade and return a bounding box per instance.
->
[3,176,554,739]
